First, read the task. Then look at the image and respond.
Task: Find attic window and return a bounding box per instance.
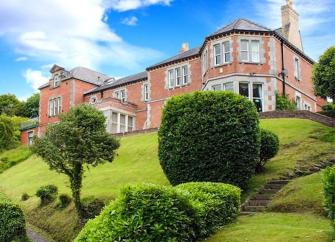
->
[53,74,60,87]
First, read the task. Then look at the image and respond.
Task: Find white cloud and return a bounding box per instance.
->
[122,16,138,26]
[105,0,172,12]
[24,69,49,90]
[15,56,27,62]
[253,0,335,59]
[0,0,165,78]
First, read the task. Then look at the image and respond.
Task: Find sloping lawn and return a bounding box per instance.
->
[0,118,333,241]
[268,171,326,215]
[206,213,332,242]
[0,146,32,173]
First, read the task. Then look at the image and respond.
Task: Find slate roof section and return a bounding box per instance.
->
[84,71,148,95]
[208,18,272,38]
[147,47,201,70]
[38,66,111,89]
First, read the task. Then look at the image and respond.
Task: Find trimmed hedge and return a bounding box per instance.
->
[275,92,296,111]
[323,167,335,222]
[0,192,27,241]
[257,129,279,172]
[158,91,260,188]
[177,182,240,238]
[75,184,198,242]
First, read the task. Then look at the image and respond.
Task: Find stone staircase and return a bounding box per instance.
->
[241,158,335,215]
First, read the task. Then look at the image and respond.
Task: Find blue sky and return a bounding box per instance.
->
[0,0,334,100]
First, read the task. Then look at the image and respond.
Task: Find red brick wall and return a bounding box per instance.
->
[20,127,38,146]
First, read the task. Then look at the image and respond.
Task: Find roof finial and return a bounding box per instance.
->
[286,0,293,6]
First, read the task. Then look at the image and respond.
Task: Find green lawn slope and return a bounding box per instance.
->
[0,118,334,241]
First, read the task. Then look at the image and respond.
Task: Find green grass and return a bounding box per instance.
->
[0,146,32,173]
[0,118,333,241]
[206,213,332,242]
[268,171,326,215]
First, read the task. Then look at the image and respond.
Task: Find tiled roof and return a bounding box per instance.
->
[208,18,272,38]
[38,66,111,89]
[84,71,148,95]
[147,47,201,70]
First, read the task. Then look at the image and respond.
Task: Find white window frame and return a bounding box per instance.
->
[223,41,231,63]
[167,65,189,88]
[213,41,231,66]
[114,89,127,102]
[240,39,260,63]
[212,84,222,91]
[48,97,62,117]
[238,81,264,112]
[223,82,234,92]
[143,83,150,101]
[90,95,97,104]
[295,93,302,110]
[53,74,60,87]
[28,131,34,146]
[213,43,222,66]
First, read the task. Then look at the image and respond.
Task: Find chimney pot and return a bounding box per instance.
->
[180,42,190,53]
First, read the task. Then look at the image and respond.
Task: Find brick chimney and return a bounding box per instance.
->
[281,0,303,50]
[180,42,190,53]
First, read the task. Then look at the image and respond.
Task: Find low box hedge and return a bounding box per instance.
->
[75,184,198,242]
[0,192,27,242]
[176,182,241,238]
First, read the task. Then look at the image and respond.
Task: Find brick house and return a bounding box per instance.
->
[21,0,326,145]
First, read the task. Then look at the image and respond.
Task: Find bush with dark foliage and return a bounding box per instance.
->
[36,184,58,205]
[257,129,279,172]
[0,192,27,241]
[176,182,240,239]
[75,184,198,242]
[58,194,72,208]
[158,91,260,188]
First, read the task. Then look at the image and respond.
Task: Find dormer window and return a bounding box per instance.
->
[114,89,127,102]
[52,74,61,87]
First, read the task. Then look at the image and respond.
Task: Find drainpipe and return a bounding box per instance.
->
[281,40,286,96]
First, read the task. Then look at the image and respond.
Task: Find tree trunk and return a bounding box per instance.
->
[70,163,84,221]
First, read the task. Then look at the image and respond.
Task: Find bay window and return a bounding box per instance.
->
[213,41,231,66]
[223,82,234,92]
[214,44,221,65]
[239,82,263,112]
[212,84,222,91]
[111,112,118,133]
[239,82,249,97]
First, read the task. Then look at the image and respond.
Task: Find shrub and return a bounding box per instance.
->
[257,129,280,172]
[21,193,30,201]
[158,91,260,188]
[81,197,105,219]
[275,92,296,111]
[323,167,335,221]
[75,184,198,242]
[58,194,72,208]
[0,192,27,241]
[319,104,335,118]
[0,114,16,150]
[36,184,58,205]
[176,182,240,238]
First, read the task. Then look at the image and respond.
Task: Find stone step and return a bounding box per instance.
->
[259,188,278,194]
[254,194,272,200]
[264,183,284,189]
[242,205,266,212]
[268,180,290,185]
[246,199,270,206]
[240,211,256,216]
[309,167,321,172]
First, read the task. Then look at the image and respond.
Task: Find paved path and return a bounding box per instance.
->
[27,227,49,242]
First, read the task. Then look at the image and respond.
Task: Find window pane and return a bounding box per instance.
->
[111,112,118,133]
[241,51,248,61]
[49,100,54,116]
[223,41,230,63]
[120,114,126,132]
[176,67,182,86]
[239,83,249,97]
[241,40,248,51]
[168,69,175,88]
[128,116,133,132]
[251,40,260,62]
[253,84,262,98]
[182,66,188,84]
[212,84,222,91]
[214,44,221,65]
[223,82,234,92]
[54,99,58,115]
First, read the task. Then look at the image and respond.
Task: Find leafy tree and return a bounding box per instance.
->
[21,93,40,118]
[0,115,16,150]
[313,46,335,103]
[32,105,120,219]
[0,94,23,116]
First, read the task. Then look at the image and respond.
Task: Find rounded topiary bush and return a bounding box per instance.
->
[158,91,260,188]
[75,184,197,242]
[0,193,26,242]
[257,129,279,172]
[176,182,240,239]
[36,184,58,205]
